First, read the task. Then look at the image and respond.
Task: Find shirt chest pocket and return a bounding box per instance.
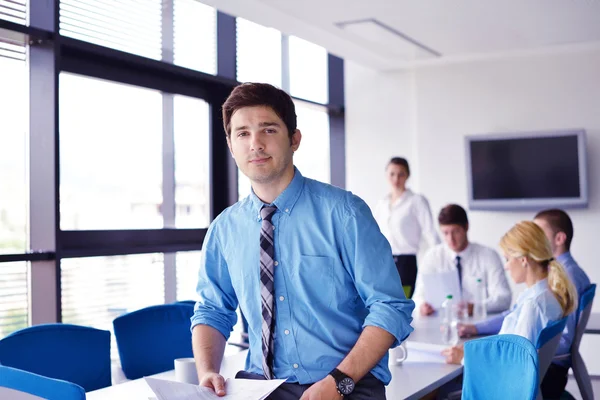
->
[292,255,334,308]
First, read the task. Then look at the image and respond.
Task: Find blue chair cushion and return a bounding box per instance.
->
[0,323,111,392]
[113,303,195,380]
[0,365,86,400]
[462,334,539,400]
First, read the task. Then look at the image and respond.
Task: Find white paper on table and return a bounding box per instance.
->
[145,377,287,400]
[421,270,462,309]
[404,342,448,364]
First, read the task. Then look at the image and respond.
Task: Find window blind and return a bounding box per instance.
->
[0,262,28,339]
[59,0,163,60]
[0,0,27,25]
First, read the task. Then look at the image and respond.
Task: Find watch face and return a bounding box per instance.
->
[338,377,355,395]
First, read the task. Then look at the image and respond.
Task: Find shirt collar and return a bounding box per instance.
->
[517,278,549,304]
[446,242,472,259]
[249,167,305,217]
[557,251,573,266]
[386,188,414,205]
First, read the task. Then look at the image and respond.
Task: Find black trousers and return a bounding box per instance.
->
[393,255,417,298]
[541,363,569,399]
[235,371,386,400]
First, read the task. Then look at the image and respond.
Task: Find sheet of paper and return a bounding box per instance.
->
[145,377,286,400]
[421,270,462,309]
[405,341,448,363]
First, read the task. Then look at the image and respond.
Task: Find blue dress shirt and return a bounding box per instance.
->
[191,168,414,385]
[554,252,590,367]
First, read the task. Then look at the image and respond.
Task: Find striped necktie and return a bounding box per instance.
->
[260,205,277,379]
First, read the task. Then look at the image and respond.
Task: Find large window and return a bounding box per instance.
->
[293,100,330,183]
[61,254,165,359]
[174,95,211,228]
[236,18,282,87]
[289,36,328,104]
[0,49,28,254]
[59,74,163,230]
[176,251,201,301]
[174,0,217,74]
[0,262,28,338]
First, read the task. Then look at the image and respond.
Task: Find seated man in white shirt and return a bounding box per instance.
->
[414,204,512,316]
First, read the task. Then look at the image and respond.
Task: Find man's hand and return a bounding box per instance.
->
[199,372,226,397]
[419,302,435,316]
[457,323,478,338]
[299,375,342,400]
[441,345,464,365]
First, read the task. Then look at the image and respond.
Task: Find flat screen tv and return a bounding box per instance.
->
[465,129,588,211]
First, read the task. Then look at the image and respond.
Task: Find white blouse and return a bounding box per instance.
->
[373,189,440,255]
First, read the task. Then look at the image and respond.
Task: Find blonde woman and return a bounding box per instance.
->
[442,220,577,364]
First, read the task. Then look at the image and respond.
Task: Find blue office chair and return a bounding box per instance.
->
[0,365,85,400]
[462,334,539,400]
[176,300,196,306]
[535,316,568,400]
[553,284,596,400]
[0,324,111,392]
[113,303,195,380]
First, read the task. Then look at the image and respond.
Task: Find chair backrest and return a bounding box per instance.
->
[0,365,86,400]
[0,323,111,392]
[462,334,539,400]
[535,316,568,393]
[572,284,596,349]
[113,303,195,380]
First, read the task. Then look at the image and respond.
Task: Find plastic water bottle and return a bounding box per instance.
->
[473,278,487,320]
[441,295,459,346]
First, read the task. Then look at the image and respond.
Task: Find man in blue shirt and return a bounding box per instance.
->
[534,209,591,399]
[191,83,414,400]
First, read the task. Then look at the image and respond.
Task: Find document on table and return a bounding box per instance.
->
[421,270,462,308]
[405,342,448,364]
[145,377,287,400]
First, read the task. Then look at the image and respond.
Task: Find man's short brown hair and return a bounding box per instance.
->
[222,83,297,139]
[534,209,574,250]
[438,204,469,229]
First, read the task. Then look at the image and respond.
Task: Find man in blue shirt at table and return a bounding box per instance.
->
[534,209,591,399]
[190,83,414,400]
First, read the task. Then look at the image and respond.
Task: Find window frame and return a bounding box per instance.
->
[0,0,345,326]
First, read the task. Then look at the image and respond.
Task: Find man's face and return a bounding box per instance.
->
[227,106,301,185]
[440,224,468,253]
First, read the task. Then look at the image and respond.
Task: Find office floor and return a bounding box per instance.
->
[565,376,600,399]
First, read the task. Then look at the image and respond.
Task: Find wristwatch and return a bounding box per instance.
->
[329,368,355,396]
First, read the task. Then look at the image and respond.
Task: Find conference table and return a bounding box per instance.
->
[87,314,468,400]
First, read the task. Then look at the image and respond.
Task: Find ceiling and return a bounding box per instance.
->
[206,0,600,70]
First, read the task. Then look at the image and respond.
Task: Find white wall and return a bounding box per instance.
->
[345,61,417,209]
[345,48,600,374]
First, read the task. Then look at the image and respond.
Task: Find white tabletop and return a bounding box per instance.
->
[88,344,461,400]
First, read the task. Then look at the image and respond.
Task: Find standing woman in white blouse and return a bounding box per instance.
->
[374,157,440,298]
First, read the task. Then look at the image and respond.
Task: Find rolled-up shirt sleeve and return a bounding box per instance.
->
[341,195,415,347]
[190,222,238,340]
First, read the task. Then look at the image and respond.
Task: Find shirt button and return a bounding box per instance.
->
[293,363,299,369]
[284,329,290,335]
[279,296,284,301]
[285,208,289,213]
[274,261,279,266]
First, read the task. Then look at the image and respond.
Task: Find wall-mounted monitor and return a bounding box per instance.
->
[465,129,588,211]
